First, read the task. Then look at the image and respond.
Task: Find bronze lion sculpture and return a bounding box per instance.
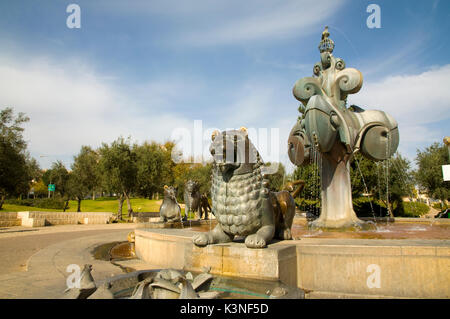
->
[193,127,296,249]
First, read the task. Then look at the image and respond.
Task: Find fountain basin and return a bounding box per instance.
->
[135,219,212,229]
[291,217,450,240]
[135,225,450,298]
[187,217,450,240]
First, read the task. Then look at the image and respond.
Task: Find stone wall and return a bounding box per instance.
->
[16,211,114,227]
[296,238,450,298]
[0,212,22,227]
[130,212,160,223]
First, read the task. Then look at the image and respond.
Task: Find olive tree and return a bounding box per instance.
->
[70,146,100,211]
[0,107,33,208]
[98,137,137,219]
[415,142,449,203]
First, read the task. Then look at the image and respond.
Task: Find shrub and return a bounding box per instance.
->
[5,198,34,206]
[400,201,429,217]
[295,198,320,212]
[5,198,66,210]
[353,197,387,217]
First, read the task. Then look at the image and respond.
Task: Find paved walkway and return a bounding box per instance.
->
[0,223,137,298]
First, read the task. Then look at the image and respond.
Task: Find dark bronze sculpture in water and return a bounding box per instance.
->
[184,180,201,219]
[159,185,182,222]
[199,193,211,220]
[288,27,399,229]
[193,127,296,249]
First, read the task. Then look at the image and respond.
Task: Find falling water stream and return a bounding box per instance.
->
[385,131,391,217]
[354,156,375,218]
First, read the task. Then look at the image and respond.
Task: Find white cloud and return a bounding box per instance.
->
[350,64,450,162]
[0,52,300,172]
[0,55,195,168]
[181,0,346,46]
[5,48,447,175]
[200,78,299,173]
[93,0,346,47]
[351,64,450,125]
[214,64,450,171]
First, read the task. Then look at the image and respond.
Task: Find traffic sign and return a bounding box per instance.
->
[48,184,55,192]
[443,165,450,182]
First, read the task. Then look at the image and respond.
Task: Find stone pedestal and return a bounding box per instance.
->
[311,154,364,229]
[135,228,298,286]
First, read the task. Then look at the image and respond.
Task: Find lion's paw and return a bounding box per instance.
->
[281,228,292,240]
[245,234,267,248]
[193,233,209,247]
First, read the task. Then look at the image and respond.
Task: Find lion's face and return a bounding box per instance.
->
[210,128,261,177]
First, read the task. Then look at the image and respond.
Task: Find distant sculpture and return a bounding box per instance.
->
[159,185,182,222]
[184,180,201,219]
[193,127,296,249]
[199,193,211,220]
[288,27,399,229]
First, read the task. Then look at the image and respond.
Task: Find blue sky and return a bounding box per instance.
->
[0,0,449,172]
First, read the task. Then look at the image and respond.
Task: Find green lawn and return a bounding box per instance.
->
[1,204,61,212]
[1,197,201,220]
[1,198,162,214]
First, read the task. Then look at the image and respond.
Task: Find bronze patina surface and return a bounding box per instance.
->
[288,27,399,229]
[193,128,296,248]
[159,185,182,222]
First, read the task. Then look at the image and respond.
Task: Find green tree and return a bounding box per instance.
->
[264,162,286,192]
[134,141,173,199]
[0,107,33,208]
[350,153,378,197]
[292,151,413,217]
[24,158,42,199]
[350,152,414,217]
[67,173,86,212]
[173,162,212,201]
[27,158,42,184]
[48,161,71,211]
[415,142,450,203]
[380,153,414,216]
[98,137,138,219]
[292,160,321,203]
[31,180,48,198]
[70,146,100,211]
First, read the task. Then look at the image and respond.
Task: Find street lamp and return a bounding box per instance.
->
[40,155,56,198]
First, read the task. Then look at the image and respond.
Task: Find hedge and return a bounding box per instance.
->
[5,198,66,210]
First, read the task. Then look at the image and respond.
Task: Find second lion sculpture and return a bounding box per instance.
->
[193,127,296,249]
